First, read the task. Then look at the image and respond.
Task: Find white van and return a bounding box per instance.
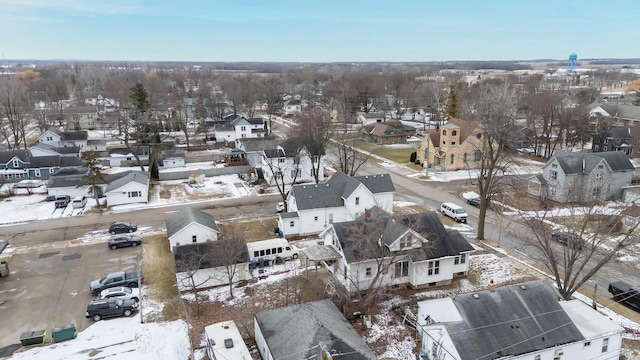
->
[440,202,468,223]
[72,196,87,209]
[247,238,299,261]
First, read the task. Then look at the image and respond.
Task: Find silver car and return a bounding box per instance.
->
[98,286,140,302]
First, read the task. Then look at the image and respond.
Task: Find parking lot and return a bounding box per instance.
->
[0,239,141,350]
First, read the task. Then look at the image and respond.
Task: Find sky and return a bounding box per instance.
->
[0,0,638,62]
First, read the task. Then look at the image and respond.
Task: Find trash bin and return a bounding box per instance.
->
[19,330,46,346]
[274,227,280,235]
[51,324,76,343]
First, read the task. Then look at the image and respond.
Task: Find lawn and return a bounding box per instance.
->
[353,140,417,164]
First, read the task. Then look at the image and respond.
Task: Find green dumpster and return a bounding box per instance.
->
[51,324,76,343]
[19,330,46,346]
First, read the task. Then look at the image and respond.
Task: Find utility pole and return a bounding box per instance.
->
[592,278,598,310]
[424,147,429,178]
[137,254,143,324]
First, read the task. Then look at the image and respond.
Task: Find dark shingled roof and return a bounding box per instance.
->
[332,210,474,263]
[286,99,301,106]
[247,117,264,125]
[442,280,584,360]
[238,138,279,152]
[46,176,84,188]
[166,206,219,239]
[291,171,395,211]
[29,155,82,168]
[254,300,376,360]
[0,150,29,164]
[552,150,634,174]
[105,171,149,192]
[174,241,249,272]
[60,131,88,141]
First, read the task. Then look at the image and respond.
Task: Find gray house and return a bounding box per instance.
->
[254,300,377,360]
[528,150,634,203]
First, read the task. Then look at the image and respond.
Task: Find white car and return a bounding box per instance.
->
[276,202,285,213]
[98,286,140,302]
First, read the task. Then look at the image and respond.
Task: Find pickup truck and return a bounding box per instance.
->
[90,271,143,295]
[608,281,640,311]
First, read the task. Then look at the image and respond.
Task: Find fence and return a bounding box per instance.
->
[158,165,252,181]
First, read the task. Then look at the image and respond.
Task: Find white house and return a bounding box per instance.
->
[356,112,385,126]
[319,209,474,292]
[29,142,80,158]
[173,242,251,291]
[277,171,394,237]
[233,117,265,144]
[215,123,236,144]
[108,146,150,167]
[528,150,634,203]
[38,130,89,149]
[104,171,149,206]
[283,99,302,114]
[254,300,377,360]
[261,138,325,187]
[204,321,252,360]
[165,206,220,251]
[417,280,624,360]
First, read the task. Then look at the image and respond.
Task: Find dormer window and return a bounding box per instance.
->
[12,159,19,168]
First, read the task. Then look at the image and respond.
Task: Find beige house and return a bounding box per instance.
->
[417,118,483,171]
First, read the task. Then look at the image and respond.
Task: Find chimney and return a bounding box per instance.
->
[364,208,371,222]
[488,280,496,292]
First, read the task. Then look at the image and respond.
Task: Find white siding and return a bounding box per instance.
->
[175,263,250,291]
[254,319,275,360]
[105,181,148,206]
[169,222,219,250]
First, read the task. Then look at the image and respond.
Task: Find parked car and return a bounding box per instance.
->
[72,196,87,208]
[609,281,640,311]
[109,222,138,235]
[54,195,71,208]
[98,286,140,302]
[551,232,585,250]
[90,271,144,295]
[85,298,139,321]
[276,202,285,213]
[108,234,142,250]
[440,202,468,223]
[45,195,56,202]
[467,197,481,207]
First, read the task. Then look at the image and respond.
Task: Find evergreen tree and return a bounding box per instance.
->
[443,83,458,119]
[81,151,107,208]
[129,83,150,116]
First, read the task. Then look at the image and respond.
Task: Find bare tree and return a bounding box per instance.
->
[210,230,250,300]
[289,107,331,183]
[333,132,378,176]
[0,77,31,149]
[174,245,217,315]
[259,140,303,211]
[261,76,284,135]
[468,81,519,240]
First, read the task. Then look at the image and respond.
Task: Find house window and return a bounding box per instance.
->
[584,341,591,347]
[463,153,467,162]
[329,214,333,224]
[534,355,541,360]
[394,261,409,277]
[400,234,412,249]
[46,136,53,141]
[454,256,460,265]
[355,197,360,205]
[451,141,456,145]
[312,156,319,163]
[49,167,56,174]
[442,141,446,145]
[278,158,285,164]
[460,253,466,264]
[595,173,603,181]
[365,267,372,277]
[34,169,41,177]
[289,221,295,227]
[552,163,558,168]
[12,159,19,168]
[450,154,454,164]
[428,260,440,276]
[452,130,457,136]
[314,216,318,221]
[128,191,141,198]
[240,126,246,131]
[602,338,609,352]
[442,130,447,136]
[592,187,600,198]
[549,185,556,195]
[192,235,197,243]
[474,150,481,161]
[550,170,558,180]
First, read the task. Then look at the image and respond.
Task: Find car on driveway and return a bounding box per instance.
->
[99,286,140,302]
[85,298,139,321]
[54,195,71,208]
[109,222,138,234]
[276,202,285,213]
[108,234,142,249]
[467,197,481,207]
[551,231,586,250]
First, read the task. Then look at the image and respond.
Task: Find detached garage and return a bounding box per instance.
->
[104,171,149,206]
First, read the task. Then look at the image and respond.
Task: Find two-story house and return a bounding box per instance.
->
[277,171,394,237]
[417,279,624,360]
[417,118,483,171]
[0,150,30,182]
[233,117,265,144]
[0,150,83,182]
[528,150,634,203]
[319,209,474,292]
[260,138,325,187]
[38,130,89,149]
[283,99,302,114]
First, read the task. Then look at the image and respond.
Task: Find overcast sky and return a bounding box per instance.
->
[0,0,637,62]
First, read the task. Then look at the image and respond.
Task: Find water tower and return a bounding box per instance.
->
[568,53,578,73]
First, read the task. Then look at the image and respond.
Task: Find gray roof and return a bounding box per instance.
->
[247,117,264,125]
[592,103,640,120]
[286,99,302,106]
[359,112,384,119]
[442,280,584,360]
[254,300,376,360]
[29,155,83,168]
[174,242,249,271]
[104,171,149,192]
[279,212,299,219]
[552,150,634,174]
[31,142,80,155]
[291,171,395,211]
[60,131,88,141]
[47,176,84,188]
[215,123,234,132]
[238,138,279,152]
[166,206,219,239]
[332,210,474,263]
[0,150,30,164]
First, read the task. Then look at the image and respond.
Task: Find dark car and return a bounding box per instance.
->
[108,234,142,250]
[45,195,56,202]
[467,197,481,207]
[54,195,71,208]
[85,298,139,321]
[551,232,586,250]
[109,222,138,235]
